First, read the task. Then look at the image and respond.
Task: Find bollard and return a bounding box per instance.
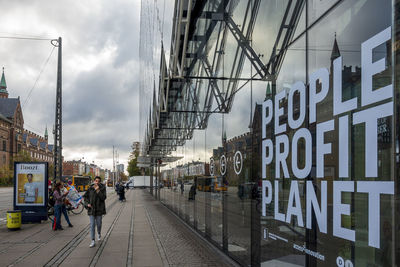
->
[7,210,21,230]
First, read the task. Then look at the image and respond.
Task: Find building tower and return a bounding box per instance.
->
[0,68,8,99]
[331,33,341,61]
[45,125,48,141]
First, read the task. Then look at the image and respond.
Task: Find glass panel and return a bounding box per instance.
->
[196,190,207,234]
[394,2,400,266]
[308,1,392,266]
[277,36,306,93]
[260,35,306,266]
[223,78,253,265]
[230,0,248,34]
[308,0,340,26]
[210,179,223,247]
[204,114,224,246]
[253,0,289,65]
[293,2,306,40]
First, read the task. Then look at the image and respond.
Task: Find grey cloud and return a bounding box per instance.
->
[0,0,141,169]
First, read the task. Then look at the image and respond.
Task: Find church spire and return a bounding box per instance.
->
[265,82,272,101]
[331,33,341,61]
[45,125,48,141]
[0,67,8,99]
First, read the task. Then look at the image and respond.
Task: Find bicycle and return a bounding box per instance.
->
[67,201,85,215]
[47,189,84,222]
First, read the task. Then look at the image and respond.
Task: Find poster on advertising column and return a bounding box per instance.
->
[14,162,48,222]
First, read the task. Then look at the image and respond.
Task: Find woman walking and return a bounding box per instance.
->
[83,176,107,248]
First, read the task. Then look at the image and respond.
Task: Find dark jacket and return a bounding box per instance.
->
[83,183,107,216]
[116,184,125,194]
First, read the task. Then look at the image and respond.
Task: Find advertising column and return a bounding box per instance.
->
[14,162,48,223]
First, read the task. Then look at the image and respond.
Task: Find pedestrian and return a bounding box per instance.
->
[61,182,73,228]
[52,181,68,230]
[83,176,107,248]
[189,183,196,200]
[118,182,125,202]
[180,182,184,195]
[115,182,121,198]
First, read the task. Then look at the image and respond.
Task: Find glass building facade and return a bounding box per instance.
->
[140,0,400,266]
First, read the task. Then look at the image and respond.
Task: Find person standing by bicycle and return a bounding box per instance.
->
[83,176,107,248]
[53,182,68,230]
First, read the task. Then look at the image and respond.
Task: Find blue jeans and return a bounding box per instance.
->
[54,204,62,229]
[61,204,71,225]
[89,215,102,240]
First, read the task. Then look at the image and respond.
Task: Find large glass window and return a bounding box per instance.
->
[307,1,392,266]
[259,0,394,266]
[149,0,399,266]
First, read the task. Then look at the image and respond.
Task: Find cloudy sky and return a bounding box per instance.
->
[0,0,143,171]
[2,0,372,172]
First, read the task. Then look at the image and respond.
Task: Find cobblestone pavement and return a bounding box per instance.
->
[0,187,13,224]
[141,191,236,267]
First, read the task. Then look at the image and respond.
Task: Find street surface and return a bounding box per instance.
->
[0,187,13,224]
[160,185,252,264]
[0,188,237,266]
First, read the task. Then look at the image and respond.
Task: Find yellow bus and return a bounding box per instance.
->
[63,175,91,192]
[197,176,227,192]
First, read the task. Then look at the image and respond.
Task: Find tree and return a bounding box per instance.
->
[119,172,128,181]
[127,150,141,177]
[0,166,13,185]
[12,150,33,163]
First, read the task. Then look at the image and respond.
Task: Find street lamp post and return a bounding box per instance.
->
[51,37,62,181]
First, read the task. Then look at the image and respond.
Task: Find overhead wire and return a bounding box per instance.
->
[0,36,54,41]
[22,45,56,109]
[24,122,44,134]
[0,32,57,136]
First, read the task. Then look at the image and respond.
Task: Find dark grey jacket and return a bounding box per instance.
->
[83,183,107,216]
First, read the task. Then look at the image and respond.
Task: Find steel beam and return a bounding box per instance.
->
[267,0,305,75]
[224,14,269,79]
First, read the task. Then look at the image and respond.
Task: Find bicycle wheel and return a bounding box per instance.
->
[71,202,84,215]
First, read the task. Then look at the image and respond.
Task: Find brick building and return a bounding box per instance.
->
[62,160,86,176]
[0,69,54,169]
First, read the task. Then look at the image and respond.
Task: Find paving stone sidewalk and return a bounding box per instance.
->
[136,190,236,267]
[0,189,237,267]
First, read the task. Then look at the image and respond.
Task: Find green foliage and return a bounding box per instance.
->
[128,150,141,177]
[0,166,13,186]
[0,151,35,186]
[120,172,128,181]
[13,150,34,163]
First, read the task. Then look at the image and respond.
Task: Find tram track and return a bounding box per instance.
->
[0,227,52,255]
[45,196,122,267]
[6,191,121,267]
[43,224,91,266]
[89,198,126,267]
[126,190,135,267]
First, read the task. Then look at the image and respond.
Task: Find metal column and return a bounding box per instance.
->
[52,37,62,181]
